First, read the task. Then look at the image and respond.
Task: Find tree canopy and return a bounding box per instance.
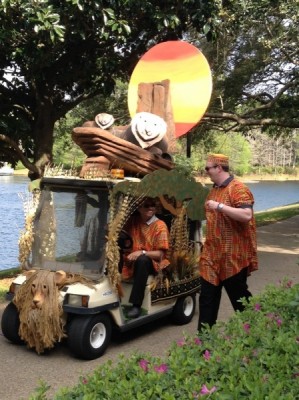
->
[0,0,298,178]
[0,0,217,177]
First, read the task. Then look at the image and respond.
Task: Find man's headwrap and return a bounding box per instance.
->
[207,153,229,167]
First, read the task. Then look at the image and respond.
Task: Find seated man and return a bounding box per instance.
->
[122,197,170,318]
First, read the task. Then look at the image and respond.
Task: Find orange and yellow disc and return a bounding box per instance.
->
[128,41,212,138]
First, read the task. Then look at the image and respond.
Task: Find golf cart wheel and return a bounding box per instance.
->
[1,302,23,344]
[67,314,112,360]
[172,293,196,325]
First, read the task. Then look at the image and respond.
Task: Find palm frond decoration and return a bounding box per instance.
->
[18,191,41,270]
[106,184,144,292]
[149,200,200,293]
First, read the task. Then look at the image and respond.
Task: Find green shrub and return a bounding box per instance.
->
[0,268,20,302]
[0,283,8,302]
[15,161,26,170]
[172,154,197,179]
[249,166,298,176]
[31,281,299,400]
[232,165,247,176]
[284,166,298,176]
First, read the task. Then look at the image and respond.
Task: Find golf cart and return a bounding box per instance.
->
[1,169,207,360]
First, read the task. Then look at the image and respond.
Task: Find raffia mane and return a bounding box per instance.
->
[13,269,94,354]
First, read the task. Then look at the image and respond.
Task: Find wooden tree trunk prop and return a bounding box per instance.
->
[136,80,177,153]
[74,80,177,177]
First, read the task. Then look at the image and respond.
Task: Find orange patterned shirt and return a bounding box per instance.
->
[122,215,170,279]
[200,177,258,285]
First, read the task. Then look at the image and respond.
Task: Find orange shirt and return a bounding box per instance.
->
[200,177,258,285]
[122,215,170,279]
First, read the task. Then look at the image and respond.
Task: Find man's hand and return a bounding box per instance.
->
[206,200,219,210]
[127,251,143,262]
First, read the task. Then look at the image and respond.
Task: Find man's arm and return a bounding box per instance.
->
[127,249,164,262]
[206,200,253,223]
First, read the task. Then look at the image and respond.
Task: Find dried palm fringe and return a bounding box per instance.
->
[149,203,199,292]
[44,163,130,180]
[19,190,57,269]
[35,191,57,262]
[149,272,170,292]
[168,203,189,253]
[44,163,79,177]
[14,270,94,354]
[106,186,145,294]
[149,249,200,293]
[18,191,40,270]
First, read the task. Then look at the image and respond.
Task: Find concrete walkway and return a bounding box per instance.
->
[0,216,298,400]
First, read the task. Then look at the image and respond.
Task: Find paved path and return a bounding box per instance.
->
[0,216,298,400]
[217,215,299,321]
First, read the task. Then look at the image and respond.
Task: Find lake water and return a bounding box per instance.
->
[0,175,298,271]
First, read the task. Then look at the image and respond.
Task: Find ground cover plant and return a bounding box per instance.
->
[255,203,299,227]
[30,280,299,399]
[0,268,20,302]
[0,281,9,302]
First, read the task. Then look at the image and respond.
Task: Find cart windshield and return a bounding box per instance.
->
[31,185,109,280]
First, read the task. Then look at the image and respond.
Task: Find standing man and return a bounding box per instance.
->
[198,154,258,330]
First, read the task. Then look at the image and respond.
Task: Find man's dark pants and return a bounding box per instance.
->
[129,255,156,307]
[198,267,252,331]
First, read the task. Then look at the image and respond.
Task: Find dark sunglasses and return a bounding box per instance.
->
[205,165,218,172]
[142,203,155,208]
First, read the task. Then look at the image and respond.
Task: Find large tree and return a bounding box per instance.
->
[0,0,218,178]
[200,0,298,134]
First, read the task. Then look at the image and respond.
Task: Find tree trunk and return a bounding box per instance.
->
[30,103,56,180]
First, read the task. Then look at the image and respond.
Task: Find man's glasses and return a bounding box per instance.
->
[204,165,218,172]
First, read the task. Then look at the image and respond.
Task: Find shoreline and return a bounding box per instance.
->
[13,169,299,182]
[237,174,299,183]
[12,169,29,176]
[197,174,299,184]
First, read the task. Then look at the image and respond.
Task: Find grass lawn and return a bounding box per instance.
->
[255,202,299,226]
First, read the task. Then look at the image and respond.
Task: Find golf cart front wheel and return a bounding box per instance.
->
[67,313,112,360]
[1,302,24,344]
